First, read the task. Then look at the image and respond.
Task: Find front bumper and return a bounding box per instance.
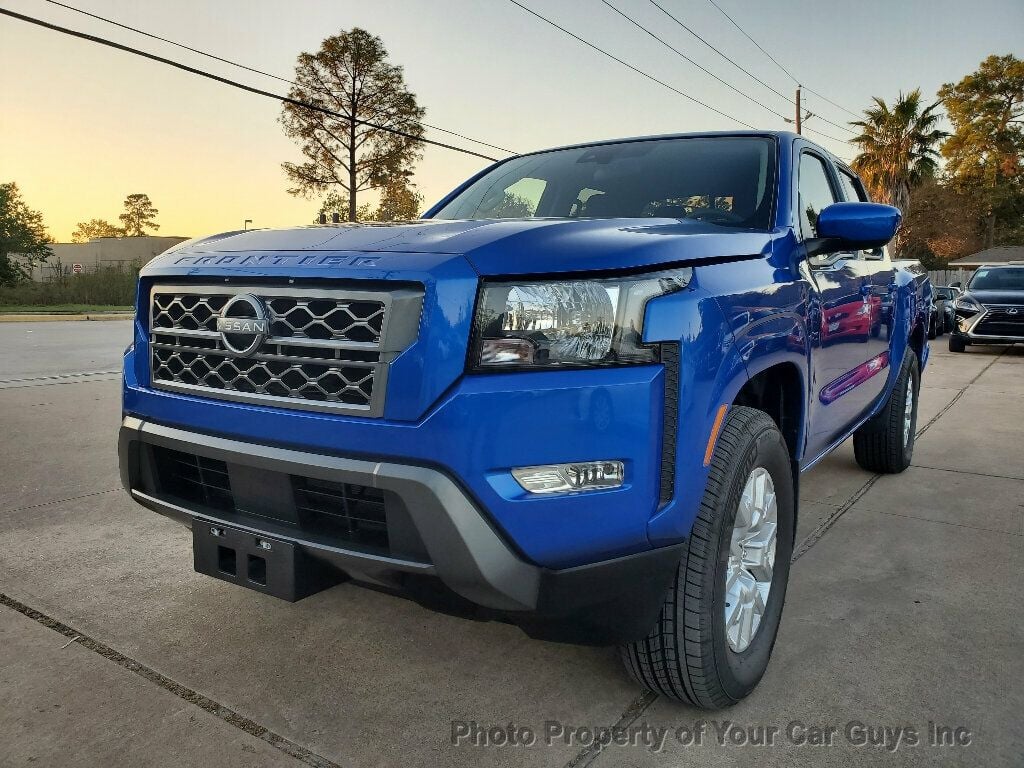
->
[123,332,680,568]
[119,416,684,644]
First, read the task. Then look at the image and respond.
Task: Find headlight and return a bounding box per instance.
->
[954,295,981,312]
[470,269,691,369]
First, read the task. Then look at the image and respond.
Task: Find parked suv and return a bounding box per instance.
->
[949,265,1024,352]
[119,132,929,708]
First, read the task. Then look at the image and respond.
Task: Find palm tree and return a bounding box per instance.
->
[850,89,947,218]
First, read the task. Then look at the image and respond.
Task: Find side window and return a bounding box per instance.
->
[838,170,867,202]
[798,154,837,240]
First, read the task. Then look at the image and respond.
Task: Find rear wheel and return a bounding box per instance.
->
[619,407,794,709]
[927,316,937,339]
[853,351,919,473]
[948,335,967,353]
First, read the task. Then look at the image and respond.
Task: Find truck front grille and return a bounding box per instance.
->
[148,284,422,416]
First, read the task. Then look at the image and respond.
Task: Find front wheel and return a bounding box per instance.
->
[949,335,967,353]
[619,407,794,709]
[853,350,919,473]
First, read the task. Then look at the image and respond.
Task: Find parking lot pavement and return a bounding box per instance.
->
[0,605,290,768]
[1,321,1021,767]
[0,320,130,382]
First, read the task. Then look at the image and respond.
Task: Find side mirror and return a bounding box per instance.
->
[807,202,902,257]
[950,281,961,289]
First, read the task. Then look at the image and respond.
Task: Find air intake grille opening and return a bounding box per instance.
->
[148,445,395,556]
[292,477,389,551]
[154,447,234,512]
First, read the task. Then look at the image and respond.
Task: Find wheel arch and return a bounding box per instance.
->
[732,360,806,462]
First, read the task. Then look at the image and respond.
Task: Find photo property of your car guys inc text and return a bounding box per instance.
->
[1,1,1021,766]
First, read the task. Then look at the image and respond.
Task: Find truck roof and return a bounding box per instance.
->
[510,129,840,162]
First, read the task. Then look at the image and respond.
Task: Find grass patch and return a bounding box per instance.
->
[0,304,133,314]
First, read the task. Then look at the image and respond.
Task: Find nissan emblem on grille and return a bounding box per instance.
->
[217,294,269,357]
[148,284,423,417]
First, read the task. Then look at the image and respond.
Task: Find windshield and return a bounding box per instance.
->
[431,137,775,229]
[968,267,1024,291]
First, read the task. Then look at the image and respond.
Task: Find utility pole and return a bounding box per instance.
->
[795,86,802,135]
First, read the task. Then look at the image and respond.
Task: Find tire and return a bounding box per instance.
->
[619,406,794,709]
[853,350,919,473]
[948,335,966,353]
[927,316,937,340]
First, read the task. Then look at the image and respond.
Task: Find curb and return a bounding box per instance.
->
[0,313,133,322]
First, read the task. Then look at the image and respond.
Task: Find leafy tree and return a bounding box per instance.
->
[71,218,123,242]
[119,193,160,236]
[0,182,52,285]
[940,54,1024,248]
[315,191,372,223]
[373,176,423,221]
[281,28,425,221]
[314,178,422,223]
[850,89,947,224]
[900,177,983,268]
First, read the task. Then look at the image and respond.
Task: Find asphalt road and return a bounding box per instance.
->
[1,320,1021,767]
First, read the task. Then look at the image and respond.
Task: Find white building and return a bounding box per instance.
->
[32,235,189,280]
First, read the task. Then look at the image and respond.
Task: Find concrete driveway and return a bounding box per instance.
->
[1,321,1021,767]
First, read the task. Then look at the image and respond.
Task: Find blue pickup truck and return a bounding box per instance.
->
[119,131,929,708]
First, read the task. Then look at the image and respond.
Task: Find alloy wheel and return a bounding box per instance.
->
[724,467,778,653]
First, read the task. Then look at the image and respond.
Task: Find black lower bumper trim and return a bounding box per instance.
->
[520,542,685,645]
[120,416,685,645]
[952,331,1023,345]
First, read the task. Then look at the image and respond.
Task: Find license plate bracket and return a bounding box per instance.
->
[192,520,342,601]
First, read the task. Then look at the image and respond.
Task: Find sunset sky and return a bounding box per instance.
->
[2,0,1021,242]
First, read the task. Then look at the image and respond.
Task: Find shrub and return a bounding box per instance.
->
[0,261,139,307]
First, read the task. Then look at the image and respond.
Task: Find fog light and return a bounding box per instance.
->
[512,461,624,494]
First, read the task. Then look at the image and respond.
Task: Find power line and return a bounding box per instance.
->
[39,0,516,156]
[647,0,790,103]
[0,7,502,162]
[705,0,799,84]
[600,0,791,123]
[802,86,861,120]
[647,0,857,137]
[704,0,861,120]
[509,1,850,148]
[507,0,756,129]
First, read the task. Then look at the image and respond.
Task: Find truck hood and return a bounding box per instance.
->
[155,218,777,277]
